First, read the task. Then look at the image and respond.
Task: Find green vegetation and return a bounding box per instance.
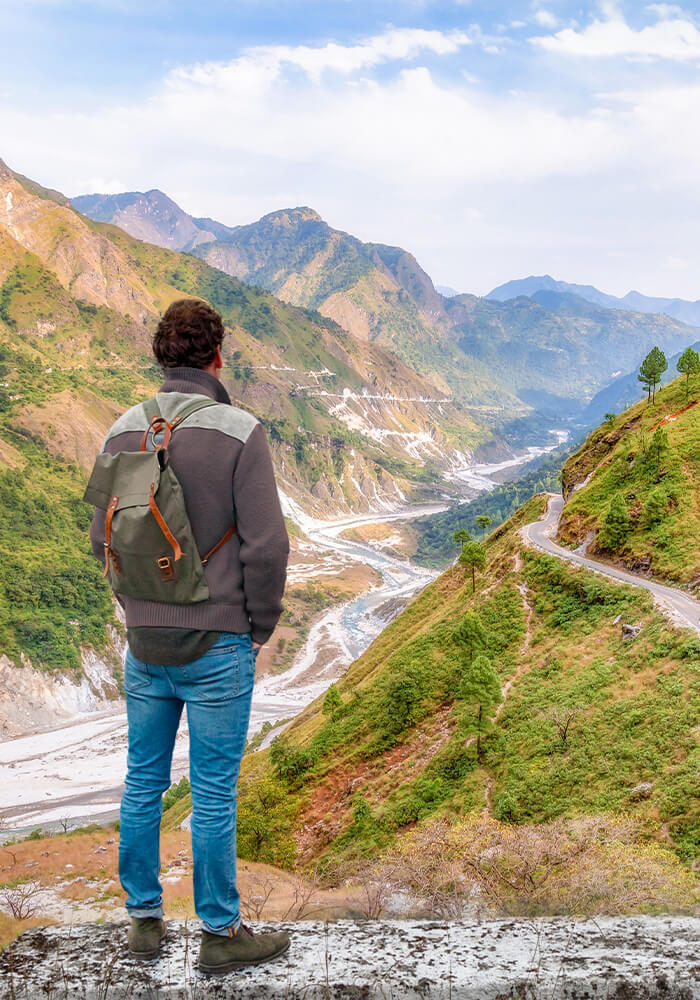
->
[162,776,190,812]
[0,434,116,670]
[677,346,700,400]
[458,540,486,593]
[560,376,700,583]
[164,489,699,889]
[638,346,667,403]
[599,493,631,552]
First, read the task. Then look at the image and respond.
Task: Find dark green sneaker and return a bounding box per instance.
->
[198,923,290,975]
[127,917,166,960]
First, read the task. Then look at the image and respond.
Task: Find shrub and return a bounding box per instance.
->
[599,494,631,552]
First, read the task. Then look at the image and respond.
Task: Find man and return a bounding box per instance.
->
[88,298,290,973]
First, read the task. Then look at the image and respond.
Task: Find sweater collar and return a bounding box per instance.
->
[159,367,232,405]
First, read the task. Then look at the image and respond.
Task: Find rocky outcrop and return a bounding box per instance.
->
[1,917,698,999]
[0,628,123,740]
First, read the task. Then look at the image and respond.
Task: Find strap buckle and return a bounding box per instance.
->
[157,556,175,581]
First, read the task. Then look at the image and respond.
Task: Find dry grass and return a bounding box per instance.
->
[365,815,699,919]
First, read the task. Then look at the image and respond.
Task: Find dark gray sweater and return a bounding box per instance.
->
[89,367,289,645]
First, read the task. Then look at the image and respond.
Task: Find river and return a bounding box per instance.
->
[0,435,565,832]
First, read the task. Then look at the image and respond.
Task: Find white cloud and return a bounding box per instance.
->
[534,10,558,28]
[534,9,700,60]
[3,25,700,297]
[646,4,685,17]
[201,27,474,85]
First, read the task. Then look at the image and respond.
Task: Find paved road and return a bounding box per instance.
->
[522,495,700,635]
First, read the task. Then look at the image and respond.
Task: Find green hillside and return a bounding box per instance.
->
[164,493,700,912]
[559,376,700,585]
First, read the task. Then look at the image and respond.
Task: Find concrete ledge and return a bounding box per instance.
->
[1,917,698,999]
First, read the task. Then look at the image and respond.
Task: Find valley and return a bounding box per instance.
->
[2,155,700,943]
[0,441,543,831]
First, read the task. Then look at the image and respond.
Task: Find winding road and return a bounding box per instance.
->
[522,495,700,635]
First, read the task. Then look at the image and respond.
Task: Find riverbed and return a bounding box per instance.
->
[0,437,565,831]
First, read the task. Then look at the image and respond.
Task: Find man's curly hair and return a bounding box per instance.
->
[152,299,225,369]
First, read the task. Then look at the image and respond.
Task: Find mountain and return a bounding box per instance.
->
[488,274,700,327]
[71,189,237,253]
[73,192,700,420]
[560,374,700,585]
[440,289,697,410]
[164,486,700,901]
[0,157,491,674]
[183,211,700,413]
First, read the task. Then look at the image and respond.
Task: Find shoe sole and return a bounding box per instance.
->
[197,938,290,975]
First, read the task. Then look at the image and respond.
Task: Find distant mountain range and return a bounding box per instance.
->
[487,274,700,327]
[71,190,238,253]
[71,191,700,419]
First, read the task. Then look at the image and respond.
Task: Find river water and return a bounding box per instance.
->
[0,435,565,831]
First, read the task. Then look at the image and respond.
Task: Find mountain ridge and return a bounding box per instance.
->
[72,188,700,417]
[488,273,700,326]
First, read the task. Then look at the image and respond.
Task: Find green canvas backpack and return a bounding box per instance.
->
[83,396,236,604]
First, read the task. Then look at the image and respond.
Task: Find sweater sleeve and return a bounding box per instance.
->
[233,422,290,644]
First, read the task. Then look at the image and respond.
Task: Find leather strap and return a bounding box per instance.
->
[201,524,237,565]
[140,397,220,453]
[148,484,183,562]
[102,496,119,578]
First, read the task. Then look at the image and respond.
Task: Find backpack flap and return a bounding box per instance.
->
[85,449,210,604]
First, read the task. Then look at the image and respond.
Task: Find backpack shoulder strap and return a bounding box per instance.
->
[170,396,220,426]
[142,396,162,423]
[140,395,220,451]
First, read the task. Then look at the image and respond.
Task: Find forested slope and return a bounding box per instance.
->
[560,376,700,586]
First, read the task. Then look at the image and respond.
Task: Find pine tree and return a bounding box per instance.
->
[638,346,667,403]
[645,426,668,468]
[476,514,492,539]
[676,346,700,400]
[599,494,631,551]
[644,487,667,526]
[453,528,471,547]
[459,540,486,593]
[457,653,501,759]
[452,611,489,665]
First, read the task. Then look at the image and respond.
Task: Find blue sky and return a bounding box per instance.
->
[2,1,700,297]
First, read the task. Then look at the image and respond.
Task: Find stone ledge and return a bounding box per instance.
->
[1,917,698,999]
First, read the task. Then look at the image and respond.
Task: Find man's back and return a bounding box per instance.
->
[90,367,289,644]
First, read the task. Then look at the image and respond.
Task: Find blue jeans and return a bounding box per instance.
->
[119,632,257,936]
